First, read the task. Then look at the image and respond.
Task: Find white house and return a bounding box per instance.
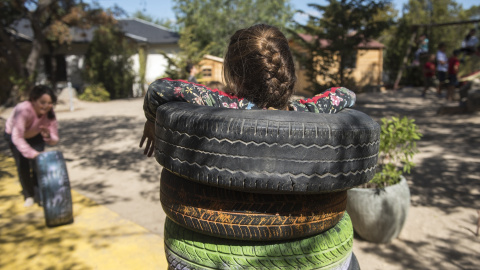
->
[9,18,180,96]
[117,18,180,96]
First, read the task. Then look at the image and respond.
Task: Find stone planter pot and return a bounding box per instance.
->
[346,176,410,243]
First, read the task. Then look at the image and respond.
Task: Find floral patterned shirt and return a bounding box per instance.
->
[143,78,356,123]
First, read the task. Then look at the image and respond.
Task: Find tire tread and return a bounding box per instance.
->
[164,213,354,269]
[156,103,380,193]
[161,170,346,240]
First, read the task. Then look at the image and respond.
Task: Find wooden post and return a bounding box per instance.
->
[393,30,417,91]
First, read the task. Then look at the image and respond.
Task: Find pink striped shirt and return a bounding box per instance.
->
[5,101,59,159]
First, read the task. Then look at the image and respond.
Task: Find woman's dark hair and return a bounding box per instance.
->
[29,84,57,119]
[223,24,296,109]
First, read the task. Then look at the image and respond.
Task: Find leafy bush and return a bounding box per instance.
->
[78,84,110,102]
[368,116,422,188]
[83,25,135,99]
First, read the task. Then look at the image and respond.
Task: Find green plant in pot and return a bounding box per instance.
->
[346,116,422,243]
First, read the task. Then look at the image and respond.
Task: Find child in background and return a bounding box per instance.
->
[185,63,198,83]
[140,24,356,156]
[447,50,460,102]
[413,34,429,66]
[422,54,438,98]
[436,43,448,98]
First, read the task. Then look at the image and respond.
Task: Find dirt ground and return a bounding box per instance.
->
[1,86,479,270]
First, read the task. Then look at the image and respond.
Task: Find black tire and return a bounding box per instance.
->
[35,151,74,227]
[155,102,379,194]
[165,213,354,270]
[161,169,346,241]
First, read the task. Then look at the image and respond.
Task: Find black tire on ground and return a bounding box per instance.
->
[35,151,74,227]
[161,169,346,241]
[155,102,380,194]
[165,213,354,270]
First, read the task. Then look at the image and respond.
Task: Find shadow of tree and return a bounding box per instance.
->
[54,116,161,205]
[355,88,480,214]
[58,116,157,171]
[72,180,133,205]
[356,228,479,270]
[410,153,480,213]
[0,165,91,269]
[0,197,159,269]
[0,168,165,269]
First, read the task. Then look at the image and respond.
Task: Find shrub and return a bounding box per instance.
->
[83,25,135,99]
[78,84,110,102]
[367,116,422,188]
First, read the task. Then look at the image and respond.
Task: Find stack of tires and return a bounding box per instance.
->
[155,102,380,270]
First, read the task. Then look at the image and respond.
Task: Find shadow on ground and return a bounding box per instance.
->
[356,233,478,270]
[355,87,480,214]
[353,87,480,269]
[58,116,144,171]
[0,155,166,269]
[57,116,161,205]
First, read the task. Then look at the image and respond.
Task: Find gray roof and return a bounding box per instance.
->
[117,18,179,44]
[9,18,179,45]
[9,19,34,41]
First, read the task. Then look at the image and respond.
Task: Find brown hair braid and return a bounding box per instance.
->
[223,24,296,109]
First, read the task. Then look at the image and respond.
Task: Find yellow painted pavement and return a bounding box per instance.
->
[0,155,168,270]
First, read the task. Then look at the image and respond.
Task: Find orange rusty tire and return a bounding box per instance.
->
[160,169,346,241]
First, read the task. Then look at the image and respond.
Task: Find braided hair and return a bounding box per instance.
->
[223,24,296,109]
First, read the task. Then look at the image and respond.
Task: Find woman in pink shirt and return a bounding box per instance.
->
[4,85,59,207]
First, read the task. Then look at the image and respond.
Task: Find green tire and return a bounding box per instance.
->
[164,213,354,270]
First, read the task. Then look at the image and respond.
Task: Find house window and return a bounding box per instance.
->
[202,67,212,77]
[44,54,67,81]
[343,52,357,69]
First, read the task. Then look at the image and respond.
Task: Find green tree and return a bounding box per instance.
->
[465,4,480,19]
[382,17,414,86]
[83,25,135,99]
[384,0,471,87]
[132,10,177,31]
[294,0,392,93]
[403,0,467,52]
[171,0,294,74]
[0,0,116,105]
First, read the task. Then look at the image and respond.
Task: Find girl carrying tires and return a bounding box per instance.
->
[4,85,59,207]
[140,24,356,156]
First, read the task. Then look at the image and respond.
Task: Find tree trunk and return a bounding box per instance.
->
[393,30,417,91]
[25,38,43,79]
[0,27,25,76]
[339,52,345,86]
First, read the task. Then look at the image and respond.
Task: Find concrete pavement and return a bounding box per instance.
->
[0,155,169,270]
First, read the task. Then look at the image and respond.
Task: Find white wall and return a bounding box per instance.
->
[66,55,84,90]
[131,44,180,97]
[145,53,168,82]
[146,44,180,83]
